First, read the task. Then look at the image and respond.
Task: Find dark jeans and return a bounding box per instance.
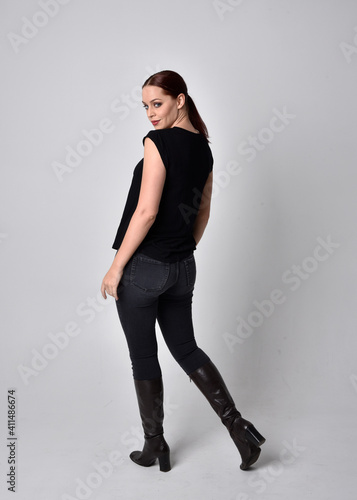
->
[115,252,210,380]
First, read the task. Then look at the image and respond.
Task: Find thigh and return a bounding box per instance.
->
[116,289,158,363]
[115,255,164,353]
[115,253,173,355]
[156,255,197,354]
[157,290,195,345]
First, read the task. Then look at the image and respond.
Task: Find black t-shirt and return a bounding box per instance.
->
[112,127,214,262]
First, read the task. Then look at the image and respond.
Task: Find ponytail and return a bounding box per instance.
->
[186,94,209,141]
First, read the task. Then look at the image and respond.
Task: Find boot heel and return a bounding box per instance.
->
[246,425,266,447]
[158,452,171,472]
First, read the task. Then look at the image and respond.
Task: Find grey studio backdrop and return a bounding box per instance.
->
[1,1,357,499]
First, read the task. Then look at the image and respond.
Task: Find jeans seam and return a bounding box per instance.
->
[184,255,195,287]
[129,256,137,282]
[184,260,190,287]
[132,260,170,292]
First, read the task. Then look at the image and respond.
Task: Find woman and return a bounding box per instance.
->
[101,70,265,473]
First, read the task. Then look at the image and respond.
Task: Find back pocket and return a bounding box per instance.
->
[132,255,170,292]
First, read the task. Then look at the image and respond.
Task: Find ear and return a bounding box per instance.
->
[176,93,186,110]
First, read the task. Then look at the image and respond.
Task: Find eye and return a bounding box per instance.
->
[142,101,162,111]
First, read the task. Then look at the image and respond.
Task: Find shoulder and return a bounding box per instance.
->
[142,130,170,168]
[142,128,174,145]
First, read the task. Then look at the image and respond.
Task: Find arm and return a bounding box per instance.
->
[101,137,166,300]
[193,171,213,245]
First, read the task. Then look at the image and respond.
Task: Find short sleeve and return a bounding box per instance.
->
[142,130,169,169]
[208,147,214,173]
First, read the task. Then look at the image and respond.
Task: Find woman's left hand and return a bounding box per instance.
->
[101,267,123,300]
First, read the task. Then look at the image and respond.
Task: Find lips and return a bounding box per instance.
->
[151,120,160,126]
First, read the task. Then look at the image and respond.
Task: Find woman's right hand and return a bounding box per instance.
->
[101,266,123,301]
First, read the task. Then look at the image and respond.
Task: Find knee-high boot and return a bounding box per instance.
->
[189,360,266,470]
[130,377,171,472]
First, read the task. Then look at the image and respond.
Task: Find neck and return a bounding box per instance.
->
[171,110,197,132]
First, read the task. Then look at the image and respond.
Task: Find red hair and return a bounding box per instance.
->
[143,70,210,141]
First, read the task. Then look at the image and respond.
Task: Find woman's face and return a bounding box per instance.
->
[142,85,184,129]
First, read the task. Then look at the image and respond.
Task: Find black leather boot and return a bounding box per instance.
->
[130,377,171,472]
[189,361,265,470]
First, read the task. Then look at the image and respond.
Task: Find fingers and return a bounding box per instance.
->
[100,282,107,300]
[101,280,119,300]
[101,268,122,300]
